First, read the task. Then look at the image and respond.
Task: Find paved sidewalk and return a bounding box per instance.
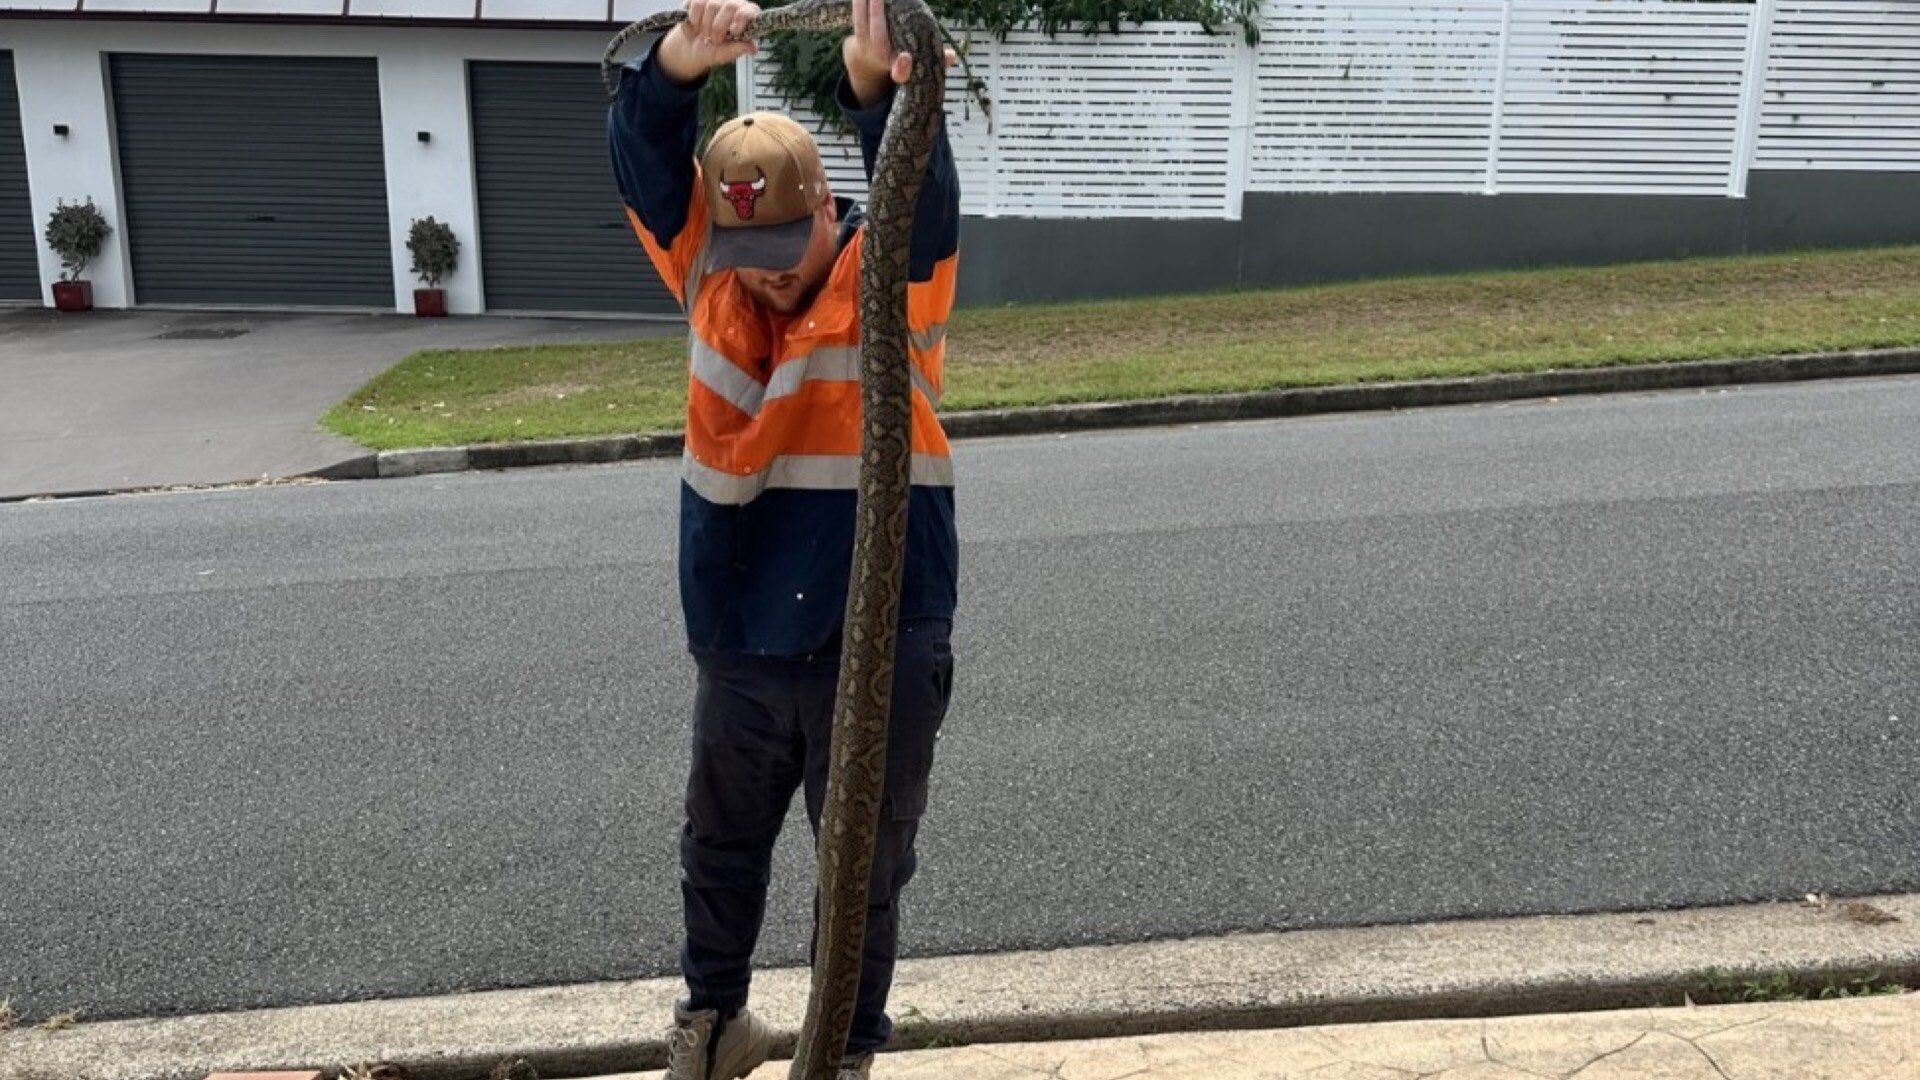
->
[615,993,1919,1079]
[0,308,672,499]
[7,893,1913,1080]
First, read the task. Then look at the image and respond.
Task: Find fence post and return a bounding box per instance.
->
[735,54,756,115]
[1484,0,1514,195]
[1226,30,1258,221]
[1730,0,1777,198]
[976,35,1001,219]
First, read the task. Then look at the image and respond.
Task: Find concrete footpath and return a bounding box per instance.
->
[3,894,1915,1080]
[611,992,1920,1079]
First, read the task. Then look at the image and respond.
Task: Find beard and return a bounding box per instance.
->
[743,277,821,317]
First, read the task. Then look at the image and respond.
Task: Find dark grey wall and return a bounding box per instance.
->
[952,170,1920,309]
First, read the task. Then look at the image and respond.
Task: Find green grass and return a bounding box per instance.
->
[321,245,1920,450]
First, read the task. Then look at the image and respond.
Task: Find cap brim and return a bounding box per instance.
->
[707,217,815,271]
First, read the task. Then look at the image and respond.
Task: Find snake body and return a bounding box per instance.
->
[605,5,945,1077]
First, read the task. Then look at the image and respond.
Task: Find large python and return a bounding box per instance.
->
[603,4,945,1078]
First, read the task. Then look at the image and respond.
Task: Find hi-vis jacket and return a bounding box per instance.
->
[609,40,961,656]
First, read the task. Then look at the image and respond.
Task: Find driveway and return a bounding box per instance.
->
[0,307,678,499]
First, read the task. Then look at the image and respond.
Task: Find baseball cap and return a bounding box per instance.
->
[702,111,832,271]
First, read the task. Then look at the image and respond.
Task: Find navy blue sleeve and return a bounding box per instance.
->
[608,36,707,248]
[835,75,961,283]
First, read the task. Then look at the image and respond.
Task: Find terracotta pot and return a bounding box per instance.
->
[52,280,93,312]
[413,288,448,318]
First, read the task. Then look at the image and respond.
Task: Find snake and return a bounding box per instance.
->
[605,3,946,1078]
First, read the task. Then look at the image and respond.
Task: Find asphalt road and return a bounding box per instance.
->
[2,375,1916,1024]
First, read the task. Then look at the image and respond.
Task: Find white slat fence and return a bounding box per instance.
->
[740,0,1920,218]
[1756,0,1920,170]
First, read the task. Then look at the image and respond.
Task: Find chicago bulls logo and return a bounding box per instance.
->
[720,169,769,221]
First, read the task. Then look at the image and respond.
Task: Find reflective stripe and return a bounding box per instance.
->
[690,336,767,416]
[911,367,941,408]
[684,451,956,505]
[910,323,946,352]
[684,225,710,312]
[690,341,943,416]
[769,345,861,400]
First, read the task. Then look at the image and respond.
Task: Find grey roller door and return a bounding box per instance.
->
[109,54,392,307]
[0,52,39,301]
[469,61,677,315]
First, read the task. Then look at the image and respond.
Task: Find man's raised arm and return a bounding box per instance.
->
[835,0,961,283]
[607,0,761,302]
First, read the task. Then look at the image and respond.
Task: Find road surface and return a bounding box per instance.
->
[3,374,1915,1023]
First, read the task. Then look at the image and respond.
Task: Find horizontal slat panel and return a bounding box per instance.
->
[1756,0,1920,170]
[1251,0,1754,196]
[1251,0,1504,192]
[748,23,1237,219]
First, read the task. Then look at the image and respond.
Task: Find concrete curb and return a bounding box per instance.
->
[3,347,1916,504]
[5,893,1916,1080]
[325,346,1920,486]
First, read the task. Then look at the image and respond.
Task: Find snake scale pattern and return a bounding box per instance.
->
[605,4,945,1076]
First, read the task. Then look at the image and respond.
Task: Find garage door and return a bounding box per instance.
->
[469,61,677,315]
[109,54,392,307]
[0,51,39,301]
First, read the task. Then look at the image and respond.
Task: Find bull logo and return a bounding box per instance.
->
[720,169,769,221]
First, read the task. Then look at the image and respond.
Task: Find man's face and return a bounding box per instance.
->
[734,202,838,317]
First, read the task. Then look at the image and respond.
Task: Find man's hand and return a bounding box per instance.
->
[658,0,761,86]
[842,0,957,108]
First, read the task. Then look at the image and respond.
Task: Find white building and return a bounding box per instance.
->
[0,1,683,316]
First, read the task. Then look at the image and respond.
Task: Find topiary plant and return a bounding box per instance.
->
[43,198,111,283]
[407,216,460,288]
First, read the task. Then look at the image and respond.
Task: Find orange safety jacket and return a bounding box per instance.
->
[609,39,961,656]
[635,187,956,503]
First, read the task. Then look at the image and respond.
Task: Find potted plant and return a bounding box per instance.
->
[44,198,111,312]
[407,215,459,318]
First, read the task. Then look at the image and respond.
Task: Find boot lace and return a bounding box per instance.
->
[665,1020,708,1080]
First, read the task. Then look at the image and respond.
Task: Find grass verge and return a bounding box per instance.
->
[321,245,1920,451]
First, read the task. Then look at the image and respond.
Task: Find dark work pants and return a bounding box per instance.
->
[679,618,955,1056]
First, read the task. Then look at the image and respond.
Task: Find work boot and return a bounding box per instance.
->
[663,1002,773,1080]
[836,1052,874,1079]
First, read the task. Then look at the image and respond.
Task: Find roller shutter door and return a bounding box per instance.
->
[469,61,677,315]
[109,54,392,307]
[0,52,38,301]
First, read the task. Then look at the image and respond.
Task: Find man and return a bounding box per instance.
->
[607,0,961,1077]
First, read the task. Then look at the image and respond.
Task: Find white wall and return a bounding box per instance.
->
[10,42,134,307]
[0,14,671,311]
[379,51,486,314]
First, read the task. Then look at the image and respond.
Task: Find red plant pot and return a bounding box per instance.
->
[52,280,93,312]
[413,288,448,318]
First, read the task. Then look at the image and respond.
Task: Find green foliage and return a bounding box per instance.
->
[698,61,739,153]
[1691,967,1911,1005]
[407,215,461,288]
[43,198,111,283]
[728,0,1260,137]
